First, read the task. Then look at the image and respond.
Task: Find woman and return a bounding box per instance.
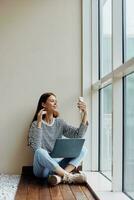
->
[28,92,88,185]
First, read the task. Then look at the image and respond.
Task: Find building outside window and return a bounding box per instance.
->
[123,73,134,199]
[99,84,112,180]
[99,0,112,78]
[124,0,134,61]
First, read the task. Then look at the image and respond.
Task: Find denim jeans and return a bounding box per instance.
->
[33,146,87,178]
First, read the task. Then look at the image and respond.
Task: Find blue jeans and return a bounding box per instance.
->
[33,146,87,178]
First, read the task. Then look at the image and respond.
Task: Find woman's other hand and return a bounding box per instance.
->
[37,109,46,128]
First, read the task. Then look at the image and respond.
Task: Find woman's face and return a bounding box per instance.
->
[43,95,58,113]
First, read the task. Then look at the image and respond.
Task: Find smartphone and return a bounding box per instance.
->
[78,97,84,113]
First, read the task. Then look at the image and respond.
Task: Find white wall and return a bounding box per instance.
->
[0,0,82,174]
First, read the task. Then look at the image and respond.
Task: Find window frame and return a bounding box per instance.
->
[82,0,134,193]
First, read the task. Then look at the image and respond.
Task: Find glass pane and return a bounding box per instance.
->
[100,0,112,77]
[124,73,134,199]
[125,0,134,61]
[100,85,112,180]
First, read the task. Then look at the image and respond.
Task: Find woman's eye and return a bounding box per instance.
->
[50,99,57,104]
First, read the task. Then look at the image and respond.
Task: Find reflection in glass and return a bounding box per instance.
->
[100,85,112,180]
[124,73,134,199]
[100,0,112,77]
[125,0,134,61]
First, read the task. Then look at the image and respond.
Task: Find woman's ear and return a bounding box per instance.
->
[42,102,46,108]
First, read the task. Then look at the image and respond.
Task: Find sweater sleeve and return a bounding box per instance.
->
[61,119,88,138]
[28,121,43,151]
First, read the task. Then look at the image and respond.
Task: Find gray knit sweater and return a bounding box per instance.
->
[28,117,88,152]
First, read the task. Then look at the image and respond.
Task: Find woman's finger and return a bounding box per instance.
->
[78,101,86,105]
[38,108,45,116]
[78,103,86,108]
[39,108,45,113]
[79,104,86,110]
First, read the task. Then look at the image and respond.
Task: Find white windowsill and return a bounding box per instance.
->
[85,171,130,200]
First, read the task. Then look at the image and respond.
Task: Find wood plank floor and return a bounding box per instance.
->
[15,175,97,200]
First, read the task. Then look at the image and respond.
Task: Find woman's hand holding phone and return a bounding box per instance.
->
[77,97,87,113]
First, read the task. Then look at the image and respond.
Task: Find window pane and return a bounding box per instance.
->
[123,73,134,199]
[100,85,112,180]
[100,0,112,77]
[125,0,134,61]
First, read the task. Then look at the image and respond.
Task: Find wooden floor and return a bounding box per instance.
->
[15,175,96,200]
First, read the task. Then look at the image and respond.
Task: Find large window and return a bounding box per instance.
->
[123,73,134,199]
[83,0,134,196]
[124,0,134,61]
[99,0,112,78]
[99,84,112,180]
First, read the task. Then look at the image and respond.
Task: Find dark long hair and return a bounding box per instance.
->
[32,92,59,123]
[28,92,59,146]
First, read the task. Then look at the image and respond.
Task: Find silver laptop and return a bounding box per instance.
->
[50,138,85,158]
